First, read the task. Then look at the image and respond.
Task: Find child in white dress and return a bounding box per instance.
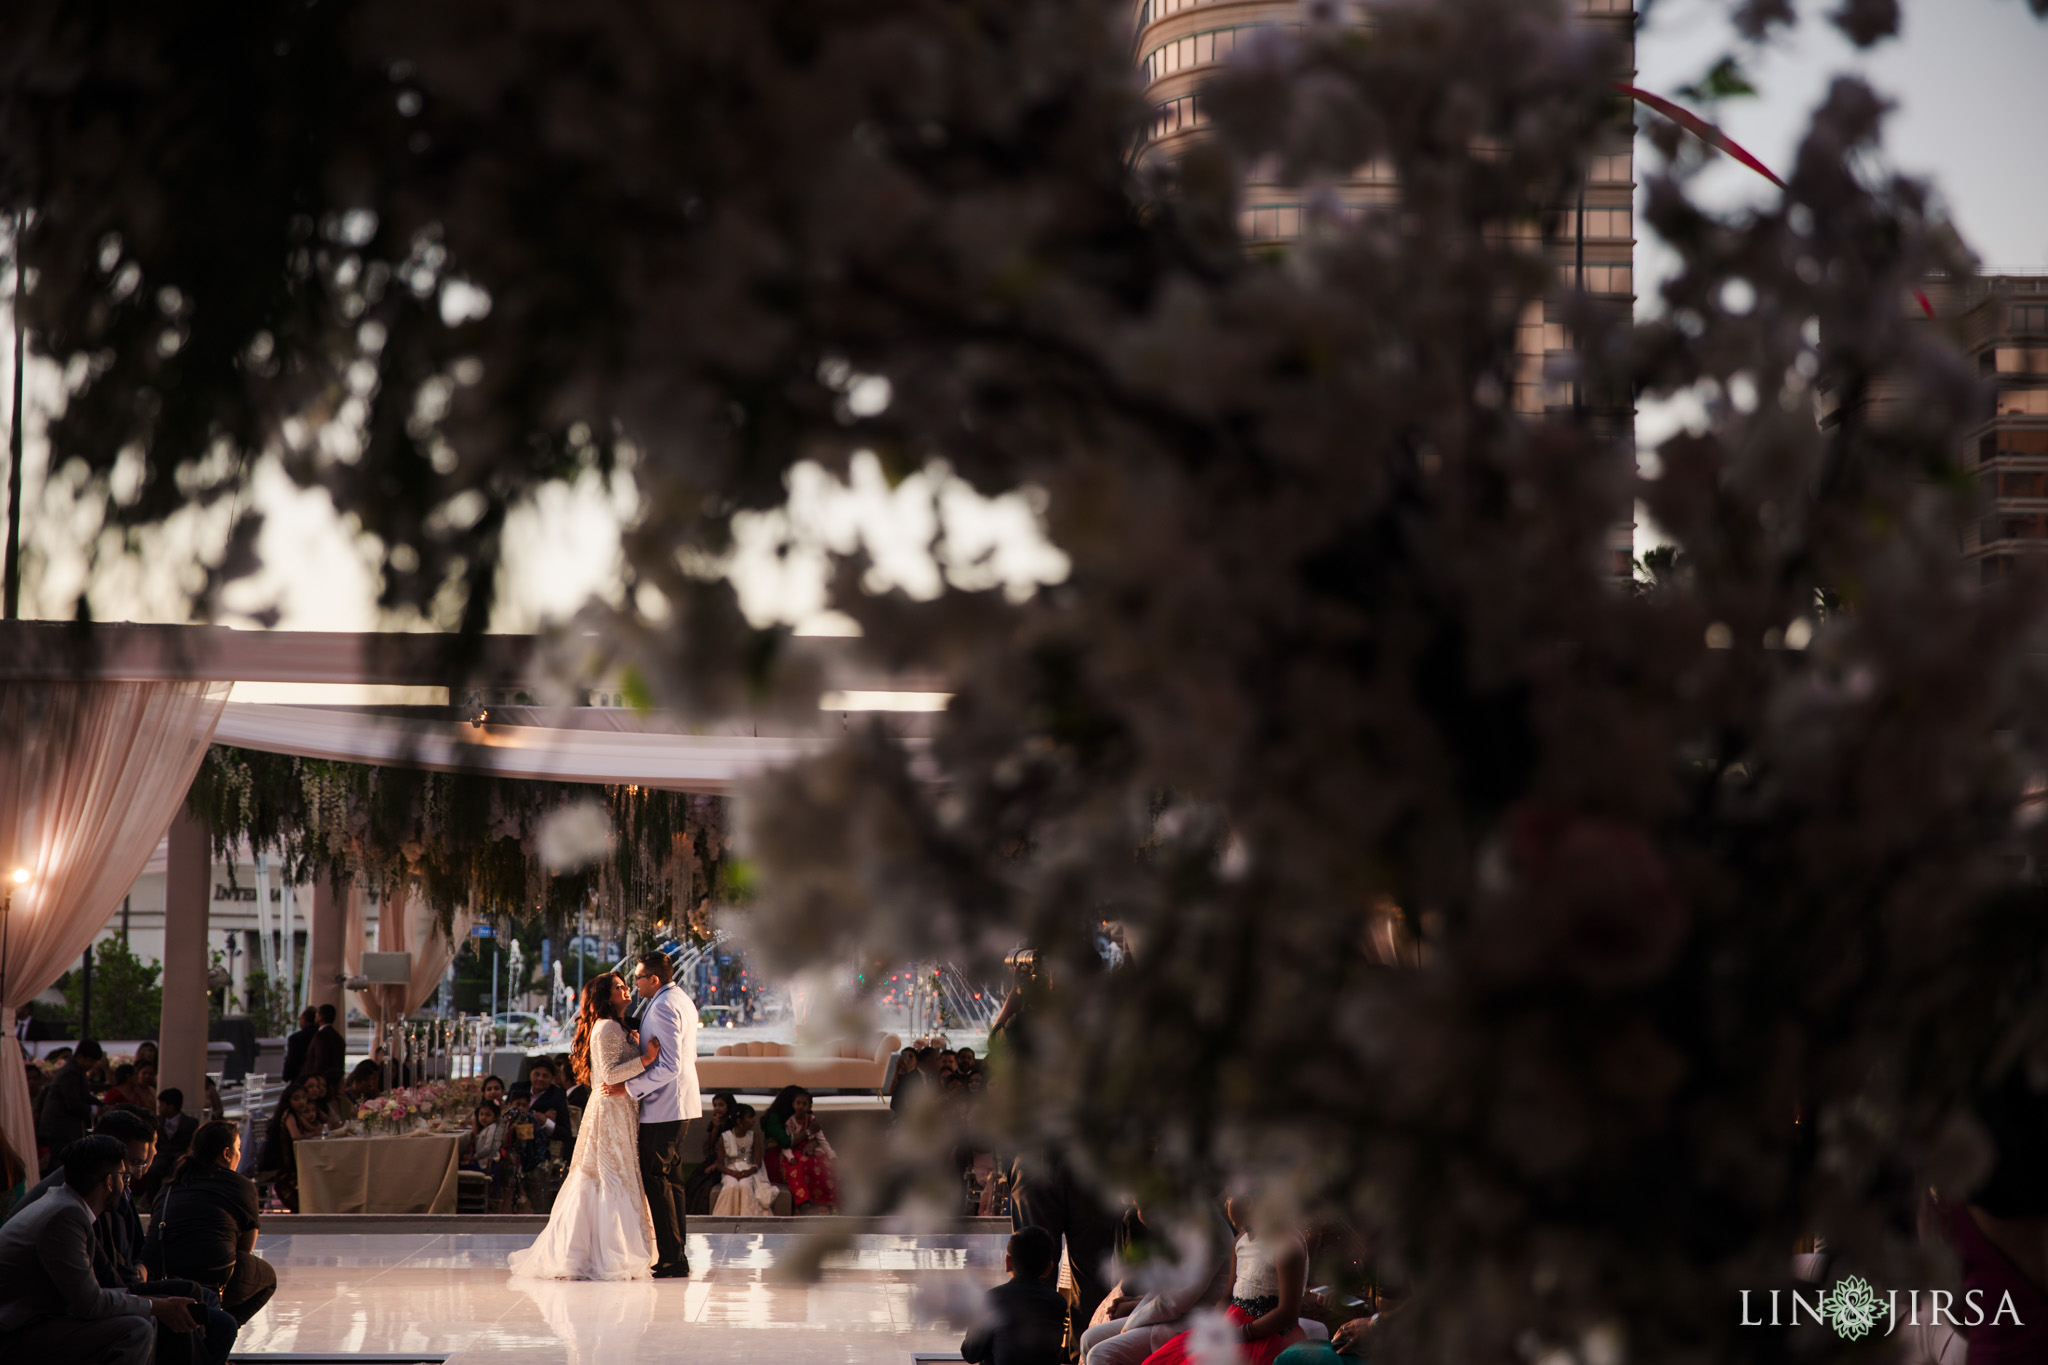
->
[711,1105,784,1215]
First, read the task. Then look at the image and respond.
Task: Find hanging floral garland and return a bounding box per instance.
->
[186,746,733,941]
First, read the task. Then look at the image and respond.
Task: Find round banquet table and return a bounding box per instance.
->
[294,1131,463,1214]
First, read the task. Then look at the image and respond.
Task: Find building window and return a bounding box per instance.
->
[1996,389,2048,417]
[1990,347,2048,376]
[1141,0,1224,22]
[1545,206,1632,241]
[1241,204,1304,241]
[1558,262,1633,295]
[1141,24,1293,84]
[1150,93,1209,143]
[2014,304,2048,334]
[1984,430,2048,460]
[1589,153,1633,185]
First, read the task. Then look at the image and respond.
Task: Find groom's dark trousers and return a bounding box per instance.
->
[639,1118,694,1269]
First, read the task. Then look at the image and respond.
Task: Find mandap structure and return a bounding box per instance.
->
[0,619,845,1168]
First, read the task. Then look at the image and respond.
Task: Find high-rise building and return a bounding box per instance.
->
[1133,0,1639,570]
[1943,273,2048,581]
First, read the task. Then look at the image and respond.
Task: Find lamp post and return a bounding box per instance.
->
[2,867,28,1040]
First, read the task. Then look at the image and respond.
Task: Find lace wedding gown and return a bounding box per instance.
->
[507,1018,657,1280]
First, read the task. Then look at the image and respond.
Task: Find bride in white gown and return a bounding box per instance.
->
[509,972,660,1280]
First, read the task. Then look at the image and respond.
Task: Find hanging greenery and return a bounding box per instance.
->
[186,746,733,940]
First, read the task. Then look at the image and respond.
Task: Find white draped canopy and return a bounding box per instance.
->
[212,702,830,793]
[0,681,231,1173]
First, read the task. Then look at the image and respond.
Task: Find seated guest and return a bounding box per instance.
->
[711,1105,783,1215]
[133,1043,159,1072]
[12,1118,239,1365]
[0,1135,201,1365]
[956,1045,978,1075]
[685,1092,736,1215]
[480,1074,508,1110]
[305,1073,352,1126]
[37,1040,104,1166]
[344,1061,382,1110]
[1935,1065,2048,1360]
[763,1086,839,1214]
[1274,1314,1376,1365]
[137,1088,194,1207]
[101,1064,139,1107]
[129,1064,159,1116]
[151,1122,275,1326]
[962,1226,1067,1365]
[14,1109,158,1279]
[459,1101,508,1170]
[890,1048,926,1116]
[1080,1201,1234,1365]
[1136,1196,1308,1365]
[960,1146,1004,1217]
[493,1088,553,1211]
[503,1083,553,1143]
[284,1082,335,1141]
[260,1080,329,1212]
[527,1060,570,1140]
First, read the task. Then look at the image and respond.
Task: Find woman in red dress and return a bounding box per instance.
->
[1141,1197,1307,1365]
[763,1085,840,1214]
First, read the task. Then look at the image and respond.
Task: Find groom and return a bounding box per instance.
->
[615,950,702,1277]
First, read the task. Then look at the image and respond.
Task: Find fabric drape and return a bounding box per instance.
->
[0,681,231,1168]
[345,886,474,1056]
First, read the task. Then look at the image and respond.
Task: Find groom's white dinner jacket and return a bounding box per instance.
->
[626,980,703,1123]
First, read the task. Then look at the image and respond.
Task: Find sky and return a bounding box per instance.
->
[1629,0,2048,532]
[3,0,2046,641]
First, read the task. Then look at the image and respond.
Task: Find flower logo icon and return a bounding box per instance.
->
[1824,1275,1882,1340]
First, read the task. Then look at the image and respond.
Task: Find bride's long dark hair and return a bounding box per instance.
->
[569,971,624,1086]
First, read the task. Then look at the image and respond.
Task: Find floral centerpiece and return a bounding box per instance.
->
[358,1080,481,1133]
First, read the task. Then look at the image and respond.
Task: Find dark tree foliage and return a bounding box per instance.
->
[7,0,2048,1359]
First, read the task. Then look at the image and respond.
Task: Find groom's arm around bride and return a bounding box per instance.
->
[620,952,703,1276]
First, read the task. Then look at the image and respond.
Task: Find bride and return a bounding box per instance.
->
[508,971,661,1280]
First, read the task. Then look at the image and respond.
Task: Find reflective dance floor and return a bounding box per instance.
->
[236,1230,1009,1364]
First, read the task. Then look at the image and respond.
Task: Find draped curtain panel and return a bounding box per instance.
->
[0,681,231,1171]
[346,886,474,1058]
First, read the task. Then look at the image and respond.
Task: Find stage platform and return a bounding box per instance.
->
[232,1229,1006,1365]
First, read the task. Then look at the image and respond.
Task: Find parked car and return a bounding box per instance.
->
[490,1011,547,1045]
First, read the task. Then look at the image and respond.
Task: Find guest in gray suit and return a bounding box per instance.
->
[0,1135,201,1365]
